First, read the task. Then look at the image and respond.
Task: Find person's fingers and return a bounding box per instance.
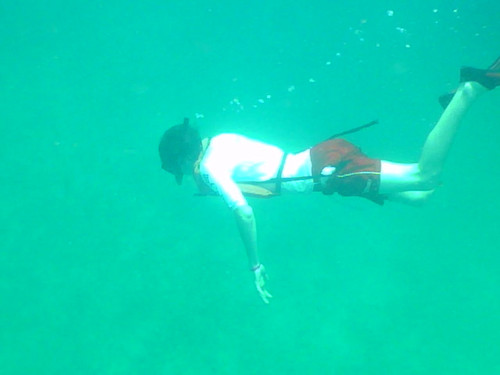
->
[256,281,265,294]
[256,281,271,303]
[262,292,272,303]
[260,291,270,304]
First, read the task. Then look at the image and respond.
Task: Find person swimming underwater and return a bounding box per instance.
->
[159,56,500,303]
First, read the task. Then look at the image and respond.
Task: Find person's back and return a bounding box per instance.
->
[202,134,284,182]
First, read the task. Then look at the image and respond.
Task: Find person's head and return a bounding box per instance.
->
[158,118,201,184]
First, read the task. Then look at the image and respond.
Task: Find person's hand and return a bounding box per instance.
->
[253,264,272,304]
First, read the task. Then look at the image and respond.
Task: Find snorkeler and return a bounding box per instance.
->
[159,57,499,304]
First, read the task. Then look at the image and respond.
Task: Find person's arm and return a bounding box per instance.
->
[202,165,272,304]
[233,204,258,267]
[233,204,272,304]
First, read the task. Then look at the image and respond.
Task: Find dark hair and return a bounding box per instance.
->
[159,118,201,184]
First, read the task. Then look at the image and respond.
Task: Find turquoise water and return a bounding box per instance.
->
[1,1,499,374]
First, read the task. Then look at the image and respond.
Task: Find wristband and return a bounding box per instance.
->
[251,263,262,272]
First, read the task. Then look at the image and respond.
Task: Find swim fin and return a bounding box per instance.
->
[439,56,500,109]
[460,56,500,90]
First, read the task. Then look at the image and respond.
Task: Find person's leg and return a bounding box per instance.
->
[379,82,486,196]
[417,81,487,187]
[379,61,499,199]
[380,82,486,204]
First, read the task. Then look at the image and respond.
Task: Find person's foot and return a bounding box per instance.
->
[439,56,500,109]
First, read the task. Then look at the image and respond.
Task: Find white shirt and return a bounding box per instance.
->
[198,134,314,209]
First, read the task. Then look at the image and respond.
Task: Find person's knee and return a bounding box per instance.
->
[379,161,441,193]
[415,167,442,191]
[389,190,435,206]
[408,190,435,206]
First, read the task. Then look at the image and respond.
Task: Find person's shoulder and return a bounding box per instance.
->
[211,133,248,145]
[201,134,243,171]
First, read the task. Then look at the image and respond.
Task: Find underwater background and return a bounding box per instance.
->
[1,1,499,374]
